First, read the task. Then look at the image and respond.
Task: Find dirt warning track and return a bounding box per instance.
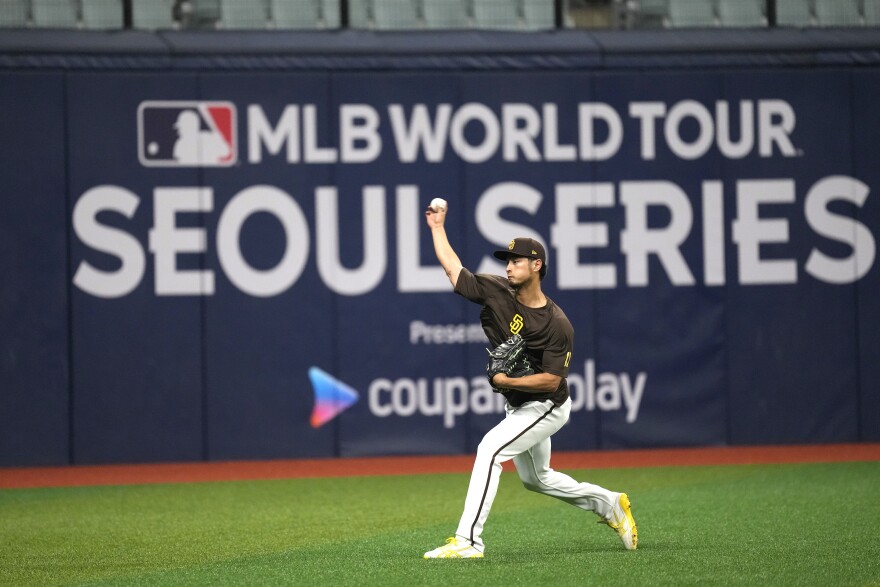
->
[1,443,878,490]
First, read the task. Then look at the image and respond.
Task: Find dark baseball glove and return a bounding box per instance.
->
[486,334,534,384]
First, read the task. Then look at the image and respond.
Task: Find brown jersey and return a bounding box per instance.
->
[454,268,574,407]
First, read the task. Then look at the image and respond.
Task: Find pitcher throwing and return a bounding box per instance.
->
[423,200,638,559]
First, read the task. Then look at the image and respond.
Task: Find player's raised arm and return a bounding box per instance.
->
[425,198,464,288]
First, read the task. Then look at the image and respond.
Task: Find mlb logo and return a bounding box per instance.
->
[138,101,237,167]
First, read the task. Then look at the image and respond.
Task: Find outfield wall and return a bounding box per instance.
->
[1,29,879,466]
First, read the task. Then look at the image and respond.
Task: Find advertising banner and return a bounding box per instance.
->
[2,61,877,465]
[0,73,70,466]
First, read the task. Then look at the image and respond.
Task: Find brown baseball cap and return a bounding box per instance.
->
[493,237,547,279]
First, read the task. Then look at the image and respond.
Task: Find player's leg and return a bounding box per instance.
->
[512,398,616,515]
[452,399,567,550]
[513,435,618,517]
[426,403,558,558]
[512,398,638,550]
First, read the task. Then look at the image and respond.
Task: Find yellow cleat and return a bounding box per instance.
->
[423,536,485,559]
[601,493,638,550]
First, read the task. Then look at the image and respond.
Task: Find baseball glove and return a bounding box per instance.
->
[486,334,534,384]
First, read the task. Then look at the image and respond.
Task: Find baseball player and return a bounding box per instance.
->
[423,200,638,559]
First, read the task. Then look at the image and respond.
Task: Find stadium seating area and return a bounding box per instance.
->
[0,0,877,30]
[638,0,874,28]
[0,0,558,29]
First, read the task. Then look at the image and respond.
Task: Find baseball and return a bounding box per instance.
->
[430,198,448,212]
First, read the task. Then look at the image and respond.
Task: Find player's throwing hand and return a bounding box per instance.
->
[425,197,448,229]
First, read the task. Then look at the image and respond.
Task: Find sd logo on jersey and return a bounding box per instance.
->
[137,101,237,167]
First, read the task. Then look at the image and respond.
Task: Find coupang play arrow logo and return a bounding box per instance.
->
[309,367,360,428]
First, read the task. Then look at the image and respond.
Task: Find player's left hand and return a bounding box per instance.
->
[486,334,534,386]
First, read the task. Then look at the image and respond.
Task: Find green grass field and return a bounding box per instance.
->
[2,461,879,586]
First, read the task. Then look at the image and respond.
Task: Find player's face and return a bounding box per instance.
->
[505,256,537,287]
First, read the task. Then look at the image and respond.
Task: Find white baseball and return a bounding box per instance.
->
[430,198,448,212]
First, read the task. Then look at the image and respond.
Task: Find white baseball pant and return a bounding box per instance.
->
[454,397,618,550]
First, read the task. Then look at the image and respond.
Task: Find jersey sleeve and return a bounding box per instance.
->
[540,323,574,378]
[454,268,508,304]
